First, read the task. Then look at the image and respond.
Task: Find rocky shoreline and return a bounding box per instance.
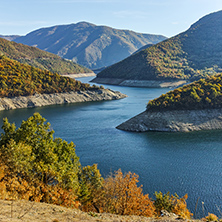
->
[61,72,96,78]
[0,89,127,111]
[91,78,187,88]
[117,109,222,132]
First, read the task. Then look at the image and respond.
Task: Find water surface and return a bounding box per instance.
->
[0,77,221,217]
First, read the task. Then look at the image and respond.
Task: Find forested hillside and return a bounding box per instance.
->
[147,74,222,111]
[0,55,94,98]
[95,10,222,82]
[0,37,91,74]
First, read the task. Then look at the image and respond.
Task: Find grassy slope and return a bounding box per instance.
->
[0,55,95,98]
[97,10,222,81]
[0,37,92,74]
[0,199,186,222]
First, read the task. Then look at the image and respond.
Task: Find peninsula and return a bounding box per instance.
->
[117,74,222,132]
[0,55,126,111]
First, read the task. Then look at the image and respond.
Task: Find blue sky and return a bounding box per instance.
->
[1,0,222,37]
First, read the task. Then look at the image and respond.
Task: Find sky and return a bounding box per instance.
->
[0,0,222,38]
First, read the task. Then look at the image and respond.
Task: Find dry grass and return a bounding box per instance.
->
[0,199,199,222]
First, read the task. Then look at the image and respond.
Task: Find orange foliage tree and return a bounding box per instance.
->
[94,169,155,217]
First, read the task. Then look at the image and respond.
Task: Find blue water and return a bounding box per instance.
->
[0,76,222,217]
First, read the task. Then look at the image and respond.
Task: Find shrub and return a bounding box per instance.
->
[204,213,218,222]
[154,192,192,219]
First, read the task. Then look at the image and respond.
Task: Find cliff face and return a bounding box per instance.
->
[0,89,126,111]
[117,109,222,132]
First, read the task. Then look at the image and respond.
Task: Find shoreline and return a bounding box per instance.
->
[117,108,222,132]
[91,77,187,88]
[61,73,96,78]
[0,89,127,111]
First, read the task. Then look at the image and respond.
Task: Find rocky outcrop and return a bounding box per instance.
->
[91,78,187,88]
[117,109,222,132]
[0,89,127,111]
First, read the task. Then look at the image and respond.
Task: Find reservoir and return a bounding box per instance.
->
[0,76,222,217]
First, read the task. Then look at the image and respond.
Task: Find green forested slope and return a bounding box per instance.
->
[0,55,94,98]
[0,38,91,74]
[147,74,222,111]
[97,10,222,81]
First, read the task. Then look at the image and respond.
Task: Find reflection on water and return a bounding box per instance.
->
[0,77,222,216]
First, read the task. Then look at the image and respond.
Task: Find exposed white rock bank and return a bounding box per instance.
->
[61,73,96,78]
[0,89,126,111]
[91,78,187,88]
[117,109,222,132]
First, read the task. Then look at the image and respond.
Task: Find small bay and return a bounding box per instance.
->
[0,76,222,217]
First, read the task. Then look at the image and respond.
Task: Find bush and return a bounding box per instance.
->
[154,192,192,219]
[204,213,218,222]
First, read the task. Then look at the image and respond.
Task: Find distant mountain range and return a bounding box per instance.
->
[93,10,222,86]
[13,22,166,69]
[0,37,91,74]
[0,35,20,41]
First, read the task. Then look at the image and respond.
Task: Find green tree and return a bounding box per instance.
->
[0,112,80,190]
[78,164,103,212]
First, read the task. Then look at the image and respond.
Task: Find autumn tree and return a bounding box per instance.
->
[95,169,155,217]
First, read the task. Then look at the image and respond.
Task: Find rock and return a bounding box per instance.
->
[117,109,222,132]
[161,210,177,218]
[0,89,127,111]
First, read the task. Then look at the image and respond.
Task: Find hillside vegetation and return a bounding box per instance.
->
[0,55,96,98]
[14,22,166,69]
[96,10,222,81]
[0,37,91,74]
[147,73,222,111]
[0,113,192,219]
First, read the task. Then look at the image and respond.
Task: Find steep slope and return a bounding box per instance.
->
[117,73,222,132]
[0,37,92,74]
[94,10,222,87]
[14,22,166,69]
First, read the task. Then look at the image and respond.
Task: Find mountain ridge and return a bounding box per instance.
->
[14,22,167,69]
[93,10,222,86]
